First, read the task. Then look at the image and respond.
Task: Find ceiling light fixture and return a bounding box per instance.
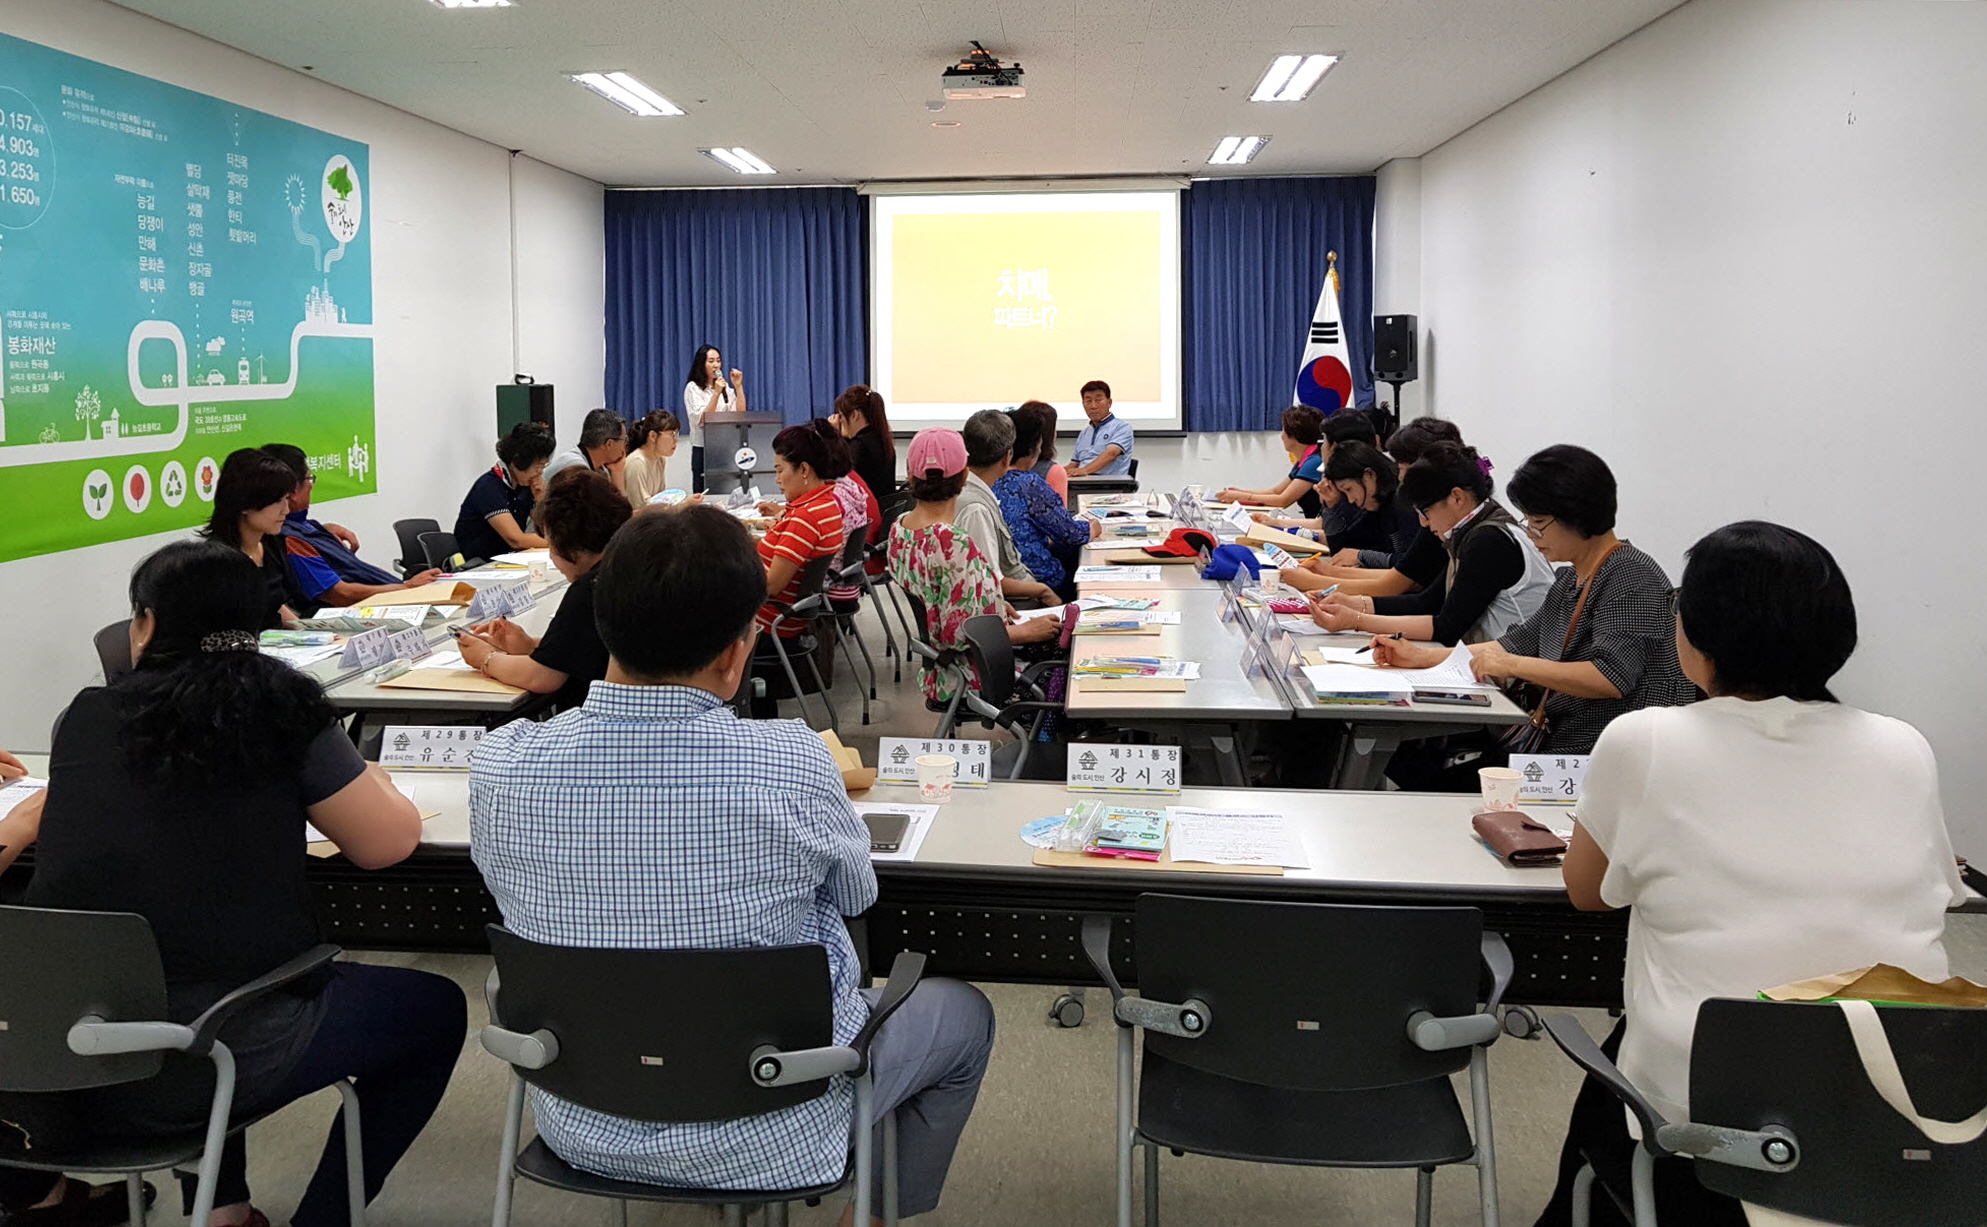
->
[430,0,513,8]
[930,120,961,128]
[1207,135,1269,166]
[1249,54,1338,102]
[570,71,684,117]
[703,147,776,175]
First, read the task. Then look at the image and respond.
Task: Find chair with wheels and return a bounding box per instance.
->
[954,614,1068,780]
[1081,895,1509,1227]
[391,519,439,579]
[0,906,365,1227]
[479,925,927,1227]
[93,620,134,684]
[761,554,838,730]
[416,530,471,573]
[1128,458,1139,480]
[1544,997,1987,1227]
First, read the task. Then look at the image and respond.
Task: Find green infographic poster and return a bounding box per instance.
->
[0,31,374,564]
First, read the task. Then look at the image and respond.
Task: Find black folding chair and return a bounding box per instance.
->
[391,519,439,579]
[865,490,919,682]
[762,554,837,730]
[0,906,364,1227]
[479,925,927,1227]
[417,530,465,572]
[1546,997,1987,1227]
[826,523,883,725]
[93,620,133,684]
[1082,896,1509,1227]
[955,614,1067,780]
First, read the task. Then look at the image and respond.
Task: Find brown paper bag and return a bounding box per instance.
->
[1760,963,1987,1007]
[818,730,876,794]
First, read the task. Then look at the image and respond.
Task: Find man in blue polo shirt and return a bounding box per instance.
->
[1065,379,1134,477]
[263,443,439,609]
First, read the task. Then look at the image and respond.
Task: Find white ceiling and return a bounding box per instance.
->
[110,0,1687,187]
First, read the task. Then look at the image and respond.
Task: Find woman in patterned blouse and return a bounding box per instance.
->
[1375,444,1697,764]
[889,429,1062,704]
[993,406,1101,599]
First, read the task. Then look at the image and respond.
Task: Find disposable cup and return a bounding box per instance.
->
[1479,766,1523,812]
[916,754,957,803]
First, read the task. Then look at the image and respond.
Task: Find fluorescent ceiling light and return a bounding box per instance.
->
[430,0,513,7]
[571,71,684,117]
[1207,135,1268,166]
[704,147,776,175]
[1250,54,1338,102]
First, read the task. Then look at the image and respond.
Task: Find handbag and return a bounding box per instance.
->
[1494,541,1624,756]
[1471,810,1569,866]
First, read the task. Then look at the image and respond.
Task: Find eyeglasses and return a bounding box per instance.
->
[1522,516,1555,539]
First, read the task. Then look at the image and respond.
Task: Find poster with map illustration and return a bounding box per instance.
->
[0,31,374,563]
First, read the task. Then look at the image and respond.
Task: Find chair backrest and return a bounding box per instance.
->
[93,620,134,684]
[787,554,835,611]
[877,489,914,536]
[0,906,170,1092]
[485,925,835,1123]
[1127,458,1140,479]
[958,614,1021,708]
[417,530,460,570]
[393,518,440,578]
[835,523,868,577]
[1690,997,1987,1226]
[1133,893,1483,1091]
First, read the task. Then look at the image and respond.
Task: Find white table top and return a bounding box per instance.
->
[394,770,1571,902]
[321,581,568,713]
[1064,587,1292,720]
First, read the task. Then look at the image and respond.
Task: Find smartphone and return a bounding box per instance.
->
[1413,690,1492,707]
[863,811,911,854]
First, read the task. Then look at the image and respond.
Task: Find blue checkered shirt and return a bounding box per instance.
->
[470,682,877,1191]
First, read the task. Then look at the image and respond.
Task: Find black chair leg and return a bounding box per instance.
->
[1415,1166,1435,1227]
[1143,1141,1160,1227]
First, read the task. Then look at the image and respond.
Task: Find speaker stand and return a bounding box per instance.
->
[1380,379,1411,437]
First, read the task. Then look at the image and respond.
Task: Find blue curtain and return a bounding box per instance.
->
[1181,176,1377,431]
[604,188,867,427]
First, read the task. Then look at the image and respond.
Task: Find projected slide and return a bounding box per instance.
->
[0,32,374,564]
[872,192,1180,429]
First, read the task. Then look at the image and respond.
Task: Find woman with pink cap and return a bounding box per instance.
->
[888,429,1061,704]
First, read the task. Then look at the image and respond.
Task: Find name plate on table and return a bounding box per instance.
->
[387,628,433,663]
[338,627,396,669]
[1241,604,1281,678]
[1511,754,1590,803]
[466,580,535,621]
[380,725,483,769]
[1067,743,1183,794]
[877,737,991,786]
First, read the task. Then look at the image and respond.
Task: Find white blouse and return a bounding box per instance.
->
[1578,696,1965,1127]
[682,380,734,450]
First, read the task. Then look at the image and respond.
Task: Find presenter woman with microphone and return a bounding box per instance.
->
[684,344,746,494]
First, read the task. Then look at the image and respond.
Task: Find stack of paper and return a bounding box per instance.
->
[1166,807,1310,868]
[1074,564,1161,584]
[1299,663,1413,704]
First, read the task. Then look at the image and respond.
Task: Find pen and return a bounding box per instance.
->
[1355,632,1405,656]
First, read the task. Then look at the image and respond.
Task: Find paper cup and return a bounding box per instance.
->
[1479,766,1523,812]
[916,754,957,803]
[527,561,548,584]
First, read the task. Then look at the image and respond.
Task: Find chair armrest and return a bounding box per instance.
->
[1115,996,1211,1039]
[1018,659,1064,689]
[1481,930,1515,1011]
[1079,915,1128,1009]
[1407,1010,1501,1051]
[480,1025,561,1070]
[68,1018,196,1057]
[1542,1014,1673,1151]
[848,950,928,1074]
[184,943,341,1057]
[749,1043,861,1087]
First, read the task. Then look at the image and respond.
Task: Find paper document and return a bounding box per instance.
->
[1387,644,1493,690]
[855,802,939,863]
[1010,604,1068,623]
[263,643,345,670]
[1301,663,1412,700]
[1166,808,1310,868]
[1080,610,1181,626]
[0,776,48,818]
[1305,645,1378,665]
[1074,564,1161,584]
[1275,615,1336,637]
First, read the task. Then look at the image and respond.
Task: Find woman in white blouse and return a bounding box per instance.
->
[683,344,744,494]
[1537,520,1965,1227]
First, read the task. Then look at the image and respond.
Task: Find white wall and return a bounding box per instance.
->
[0,0,604,752]
[1414,0,1987,851]
[1111,431,1289,499]
[1373,157,1427,423]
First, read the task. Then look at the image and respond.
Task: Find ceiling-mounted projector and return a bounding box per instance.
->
[942,41,1024,100]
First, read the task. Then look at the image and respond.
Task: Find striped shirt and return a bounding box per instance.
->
[757,483,844,633]
[469,682,876,1190]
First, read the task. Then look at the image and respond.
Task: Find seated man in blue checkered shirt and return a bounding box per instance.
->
[470,506,995,1221]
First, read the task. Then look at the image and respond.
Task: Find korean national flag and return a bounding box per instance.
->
[1293,254,1355,414]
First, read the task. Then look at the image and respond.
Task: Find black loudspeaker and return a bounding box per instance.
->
[1373,316,1418,383]
[496,383,555,436]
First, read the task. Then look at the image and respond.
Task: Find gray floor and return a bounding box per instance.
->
[160,601,1987,1225]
